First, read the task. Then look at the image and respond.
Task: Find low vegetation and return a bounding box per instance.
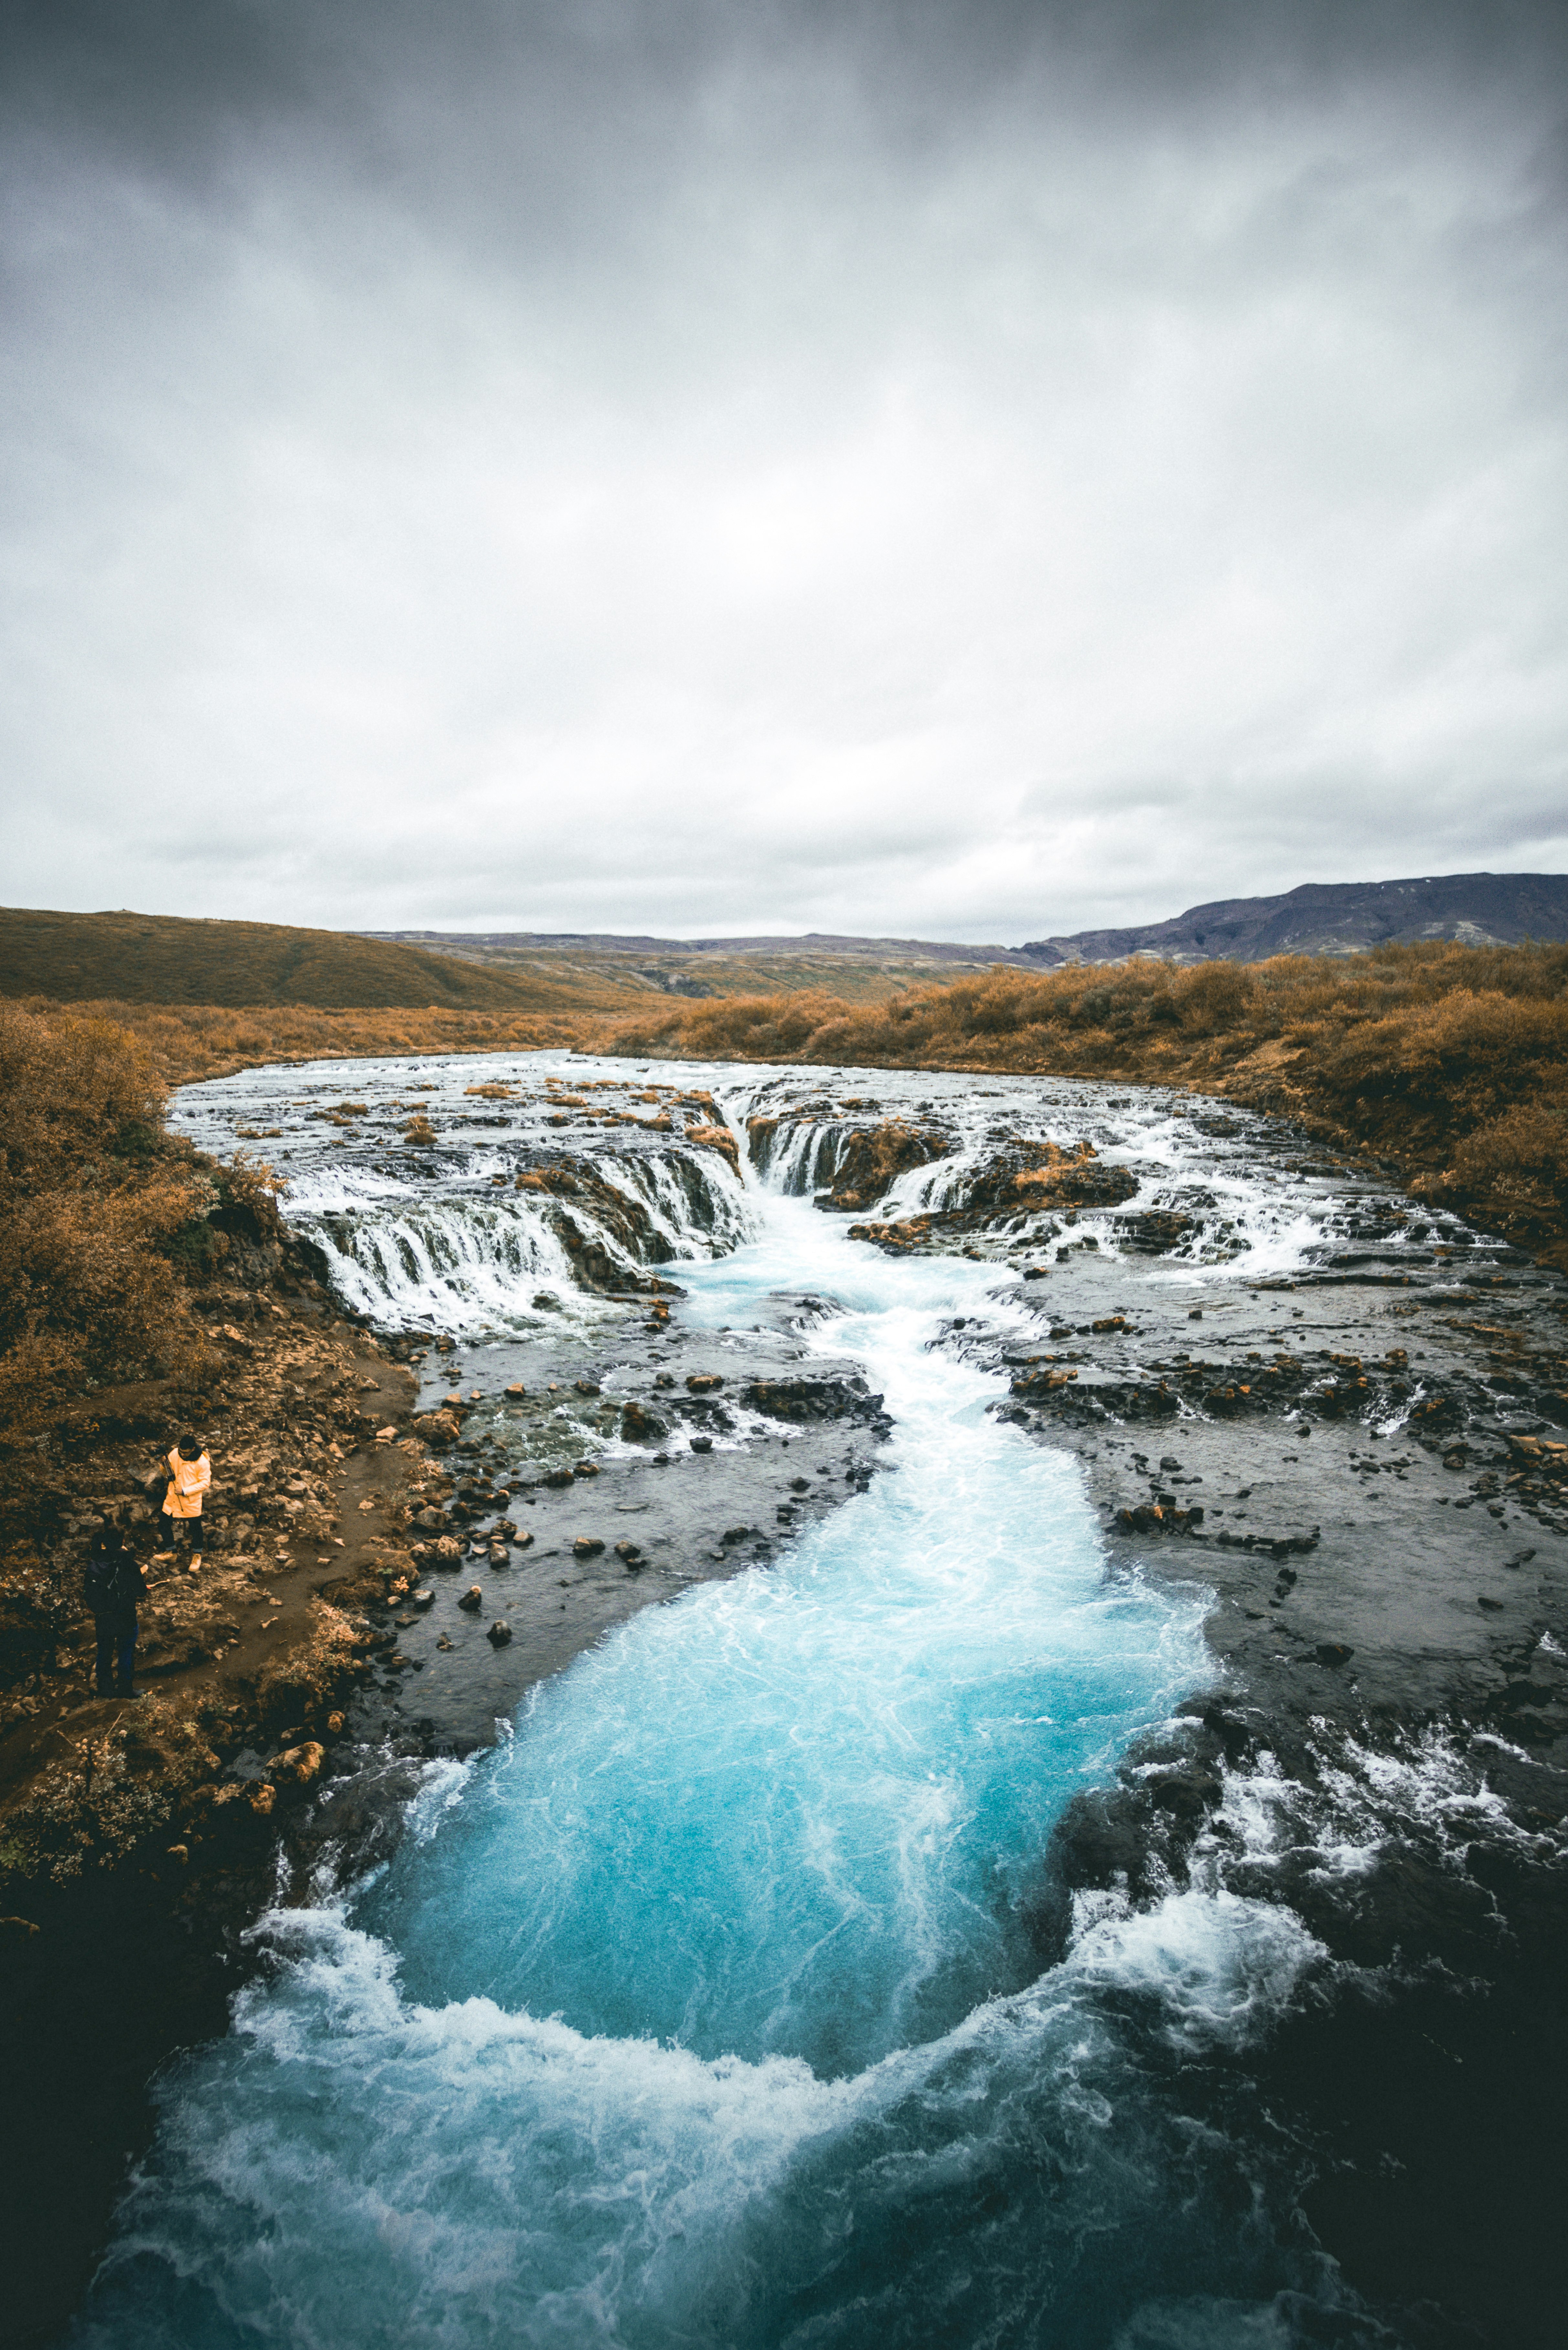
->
[0,1003,230,1442]
[608,941,1568,1267]
[9,997,602,1088]
[0,906,641,1013]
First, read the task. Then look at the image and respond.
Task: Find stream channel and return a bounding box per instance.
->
[67,1052,1564,2349]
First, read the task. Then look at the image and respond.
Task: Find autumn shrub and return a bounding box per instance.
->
[1443,1107,1568,1218]
[0,1004,208,1435]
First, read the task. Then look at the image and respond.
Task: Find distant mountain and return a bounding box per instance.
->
[374,874,1568,975]
[1017,872,1568,966]
[371,928,1035,965]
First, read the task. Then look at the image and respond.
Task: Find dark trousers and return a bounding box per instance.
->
[163,1514,200,1550]
[95,1622,136,1695]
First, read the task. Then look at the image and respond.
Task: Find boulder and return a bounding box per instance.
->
[457,1585,483,1612]
[487,1619,512,1646]
[413,1411,460,1450]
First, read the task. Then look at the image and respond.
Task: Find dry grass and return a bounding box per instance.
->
[18,999,610,1089]
[0,1004,218,1441]
[606,941,1568,1262]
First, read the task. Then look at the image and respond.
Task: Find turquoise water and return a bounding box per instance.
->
[70,1184,1340,2348]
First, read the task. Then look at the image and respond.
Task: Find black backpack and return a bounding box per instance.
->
[85,1543,136,1612]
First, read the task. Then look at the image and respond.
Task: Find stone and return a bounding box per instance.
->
[487,1620,512,1646]
[686,1373,725,1393]
[572,1461,600,1478]
[543,1468,572,1488]
[457,1585,483,1612]
[575,1379,601,1396]
[506,1382,527,1396]
[621,1400,667,1443]
[690,1435,714,1454]
[573,1536,605,1557]
[614,1540,643,1564]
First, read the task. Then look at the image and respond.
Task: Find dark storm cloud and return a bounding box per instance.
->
[3,2,1566,936]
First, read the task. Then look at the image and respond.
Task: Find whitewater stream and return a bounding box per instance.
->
[71,1055,1429,2349]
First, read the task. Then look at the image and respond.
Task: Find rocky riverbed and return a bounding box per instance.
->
[12,1050,1567,2349]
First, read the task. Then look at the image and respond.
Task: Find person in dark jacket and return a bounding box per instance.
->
[84,1521,150,1699]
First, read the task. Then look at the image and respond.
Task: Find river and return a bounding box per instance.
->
[67,1054,1480,2348]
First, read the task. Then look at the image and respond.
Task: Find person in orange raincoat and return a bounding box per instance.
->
[156,1434,211,1570]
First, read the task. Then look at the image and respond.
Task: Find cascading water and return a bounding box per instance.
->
[75,1060,1417,2348]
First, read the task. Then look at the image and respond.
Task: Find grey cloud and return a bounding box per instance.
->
[2,2,1566,940]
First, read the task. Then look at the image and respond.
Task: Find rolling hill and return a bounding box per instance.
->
[0,908,644,1013]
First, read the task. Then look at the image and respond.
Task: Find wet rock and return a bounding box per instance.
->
[486,1620,512,1646]
[614,1540,643,1566]
[742,1376,890,1430]
[457,1586,483,1613]
[573,1536,605,1558]
[572,1462,600,1479]
[543,1468,572,1488]
[1115,1501,1203,1535]
[816,1120,953,1212]
[430,1535,463,1567]
[620,1400,667,1442]
[410,1588,435,1609]
[1147,1765,1222,1820]
[686,1374,725,1393]
[690,1435,713,1454]
[1116,1211,1196,1253]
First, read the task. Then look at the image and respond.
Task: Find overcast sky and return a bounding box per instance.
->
[3,1,1565,943]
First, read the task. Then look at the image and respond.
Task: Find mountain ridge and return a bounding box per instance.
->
[372,871,1568,972]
